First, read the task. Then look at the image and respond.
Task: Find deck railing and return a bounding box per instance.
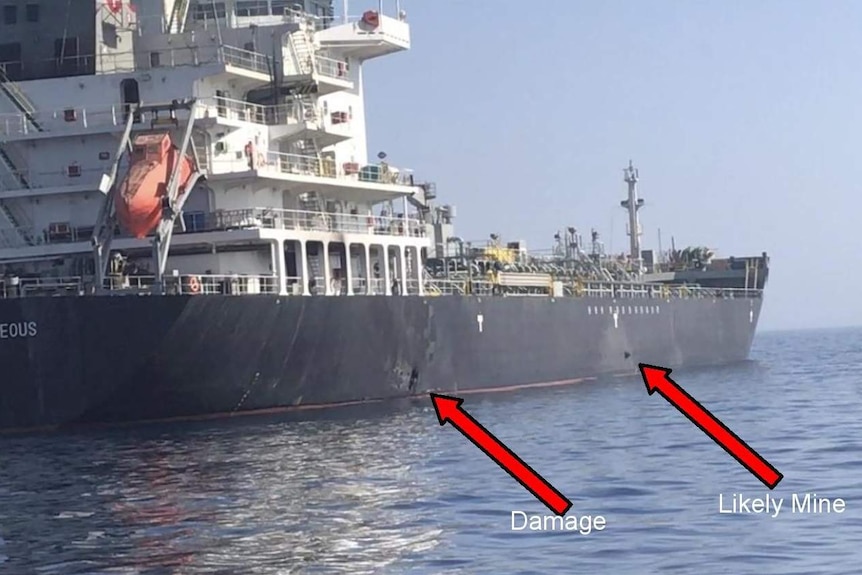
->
[202,96,319,126]
[0,95,331,138]
[261,151,413,185]
[0,205,425,252]
[183,207,426,238]
[219,45,271,75]
[0,271,764,300]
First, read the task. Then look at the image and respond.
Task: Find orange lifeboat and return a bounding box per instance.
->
[116,133,195,239]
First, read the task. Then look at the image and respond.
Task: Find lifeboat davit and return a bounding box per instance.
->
[116,132,196,239]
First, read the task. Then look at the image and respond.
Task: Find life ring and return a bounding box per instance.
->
[106,0,122,13]
[361,10,380,28]
[188,275,202,294]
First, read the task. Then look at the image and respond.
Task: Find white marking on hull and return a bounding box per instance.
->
[613,310,619,328]
[477,313,484,333]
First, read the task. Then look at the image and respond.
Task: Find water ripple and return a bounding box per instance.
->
[0,328,861,573]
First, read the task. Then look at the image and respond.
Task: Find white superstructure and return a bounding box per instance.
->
[0,0,441,297]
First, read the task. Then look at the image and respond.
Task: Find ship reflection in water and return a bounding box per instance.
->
[0,406,443,574]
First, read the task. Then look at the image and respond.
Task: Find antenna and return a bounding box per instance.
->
[620,160,645,272]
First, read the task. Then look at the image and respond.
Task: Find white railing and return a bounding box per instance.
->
[101,274,283,295]
[0,271,765,301]
[186,207,426,238]
[0,223,92,247]
[0,276,84,297]
[0,101,157,137]
[0,165,106,190]
[0,95,336,138]
[315,56,350,80]
[201,96,323,127]
[252,151,413,185]
[220,45,271,75]
[422,276,763,300]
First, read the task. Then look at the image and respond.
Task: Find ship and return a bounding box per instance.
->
[0,0,768,432]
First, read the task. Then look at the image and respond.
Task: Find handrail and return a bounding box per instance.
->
[0,165,106,191]
[199,95,324,127]
[0,94,346,139]
[219,45,271,75]
[247,151,414,185]
[183,207,426,238]
[0,270,765,301]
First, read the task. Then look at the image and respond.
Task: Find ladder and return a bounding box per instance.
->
[0,65,42,133]
[0,145,34,246]
[0,147,29,189]
[297,190,328,233]
[288,26,316,76]
[191,131,210,173]
[298,190,322,212]
[0,202,30,248]
[296,138,320,175]
[296,94,318,122]
[308,254,323,294]
[166,0,191,33]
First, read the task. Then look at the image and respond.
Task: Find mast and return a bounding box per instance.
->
[620,160,645,272]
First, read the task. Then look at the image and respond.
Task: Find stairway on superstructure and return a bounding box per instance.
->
[0,146,35,245]
[297,191,326,293]
[167,0,191,33]
[298,190,323,213]
[0,65,42,133]
[192,131,210,174]
[0,194,34,248]
[0,65,40,246]
[296,137,321,174]
[288,19,317,76]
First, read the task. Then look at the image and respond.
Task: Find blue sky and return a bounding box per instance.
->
[354,0,862,331]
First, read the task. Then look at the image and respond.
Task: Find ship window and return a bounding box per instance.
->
[271,0,298,16]
[3,6,16,25]
[236,1,269,17]
[150,52,161,67]
[193,2,226,21]
[25,4,38,22]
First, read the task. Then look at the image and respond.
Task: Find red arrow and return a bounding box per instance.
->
[430,393,572,516]
[639,363,783,489]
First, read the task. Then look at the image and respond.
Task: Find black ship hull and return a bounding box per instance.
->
[0,293,762,431]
